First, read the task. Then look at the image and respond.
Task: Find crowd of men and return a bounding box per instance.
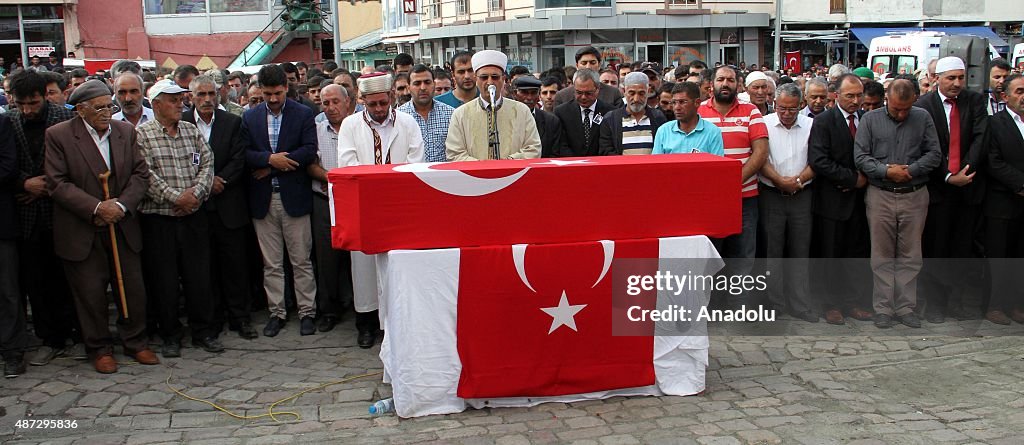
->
[1,46,1023,379]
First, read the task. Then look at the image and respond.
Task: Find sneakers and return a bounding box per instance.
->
[300,316,316,336]
[29,346,64,366]
[66,343,88,360]
[263,317,286,337]
[162,341,182,358]
[4,355,26,378]
[192,337,225,353]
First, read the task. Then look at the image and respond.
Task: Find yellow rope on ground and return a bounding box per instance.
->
[165,370,384,422]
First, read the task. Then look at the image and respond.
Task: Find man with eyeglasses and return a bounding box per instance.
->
[7,69,82,370]
[759,83,817,323]
[553,47,624,109]
[111,73,155,127]
[45,80,159,374]
[135,79,219,358]
[809,73,874,326]
[552,68,613,158]
[337,72,424,347]
[447,50,540,161]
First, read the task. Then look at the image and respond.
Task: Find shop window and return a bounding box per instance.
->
[210,0,268,13]
[830,0,845,14]
[145,0,207,14]
[21,5,62,20]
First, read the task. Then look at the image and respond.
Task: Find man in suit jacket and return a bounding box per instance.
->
[914,57,989,324]
[182,76,257,340]
[243,64,318,338]
[44,80,160,374]
[7,70,80,367]
[983,73,1024,325]
[808,73,873,325]
[0,114,29,377]
[554,69,613,157]
[598,72,667,156]
[552,46,623,109]
[511,76,562,158]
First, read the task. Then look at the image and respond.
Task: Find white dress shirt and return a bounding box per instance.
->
[112,106,154,126]
[84,121,127,213]
[761,113,813,187]
[1012,108,1024,141]
[194,108,215,142]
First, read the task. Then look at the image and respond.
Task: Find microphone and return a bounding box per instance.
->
[487,84,498,108]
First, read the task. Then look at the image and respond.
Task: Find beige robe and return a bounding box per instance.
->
[445,98,541,161]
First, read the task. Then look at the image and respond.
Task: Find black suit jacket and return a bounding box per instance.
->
[984,110,1024,219]
[183,108,251,229]
[534,109,563,158]
[809,106,864,221]
[553,99,613,157]
[597,106,667,156]
[915,90,988,205]
[0,115,17,240]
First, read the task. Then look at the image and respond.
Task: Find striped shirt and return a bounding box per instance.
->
[397,99,454,162]
[620,114,655,155]
[136,120,215,216]
[698,99,769,197]
[313,119,340,195]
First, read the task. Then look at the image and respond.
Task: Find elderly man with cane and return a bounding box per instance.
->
[44,80,160,374]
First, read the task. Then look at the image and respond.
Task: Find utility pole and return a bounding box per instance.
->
[773,0,782,70]
[332,0,342,66]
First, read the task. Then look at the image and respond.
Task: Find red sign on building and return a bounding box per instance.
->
[403,0,417,14]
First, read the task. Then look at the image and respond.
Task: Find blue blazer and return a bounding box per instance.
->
[243,99,317,219]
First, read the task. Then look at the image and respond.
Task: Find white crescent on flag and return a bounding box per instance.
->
[512,240,615,293]
[393,162,530,197]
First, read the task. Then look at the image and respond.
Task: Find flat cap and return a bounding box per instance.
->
[512,76,541,90]
[67,79,113,106]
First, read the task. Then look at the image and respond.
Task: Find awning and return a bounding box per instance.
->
[338,30,382,53]
[849,27,1008,49]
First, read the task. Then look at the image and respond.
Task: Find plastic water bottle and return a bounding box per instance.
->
[369,398,395,416]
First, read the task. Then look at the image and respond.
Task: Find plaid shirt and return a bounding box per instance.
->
[11,103,75,239]
[136,119,214,216]
[397,99,454,162]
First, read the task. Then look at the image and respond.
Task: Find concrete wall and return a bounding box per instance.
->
[339,1,383,41]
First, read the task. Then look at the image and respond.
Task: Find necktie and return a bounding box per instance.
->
[363,110,393,165]
[946,98,961,174]
[583,108,592,147]
[847,114,857,140]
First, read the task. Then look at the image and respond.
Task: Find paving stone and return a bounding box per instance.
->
[34,391,82,416]
[125,432,182,445]
[78,392,121,409]
[696,437,741,445]
[129,391,173,407]
[736,430,782,445]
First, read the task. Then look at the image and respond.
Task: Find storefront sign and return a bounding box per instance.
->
[28,46,55,58]
[402,0,417,14]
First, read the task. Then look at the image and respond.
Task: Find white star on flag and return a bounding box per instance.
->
[540,291,587,334]
[532,159,592,166]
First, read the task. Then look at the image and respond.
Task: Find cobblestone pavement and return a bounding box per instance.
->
[2,313,1023,445]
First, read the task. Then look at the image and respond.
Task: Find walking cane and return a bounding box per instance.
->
[98,171,129,321]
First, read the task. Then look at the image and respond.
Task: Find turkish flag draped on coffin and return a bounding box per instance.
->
[456,238,659,399]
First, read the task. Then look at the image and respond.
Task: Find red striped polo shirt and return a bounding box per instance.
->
[697,99,769,197]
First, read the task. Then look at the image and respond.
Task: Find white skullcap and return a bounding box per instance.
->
[935,56,966,74]
[737,92,750,103]
[358,72,393,95]
[745,71,770,87]
[471,50,508,72]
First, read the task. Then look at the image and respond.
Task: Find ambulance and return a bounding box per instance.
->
[867,31,1001,76]
[1013,43,1024,71]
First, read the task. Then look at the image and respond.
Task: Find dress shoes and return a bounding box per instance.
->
[263,317,286,337]
[897,313,922,328]
[231,321,259,339]
[93,354,118,374]
[947,305,978,321]
[317,316,339,332]
[925,311,945,324]
[824,309,845,325]
[357,330,376,349]
[192,337,225,353]
[1012,307,1024,325]
[846,308,873,321]
[986,310,1012,325]
[300,316,316,336]
[162,342,182,358]
[791,310,818,323]
[133,349,161,365]
[874,314,894,329]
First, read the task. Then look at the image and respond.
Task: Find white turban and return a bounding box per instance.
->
[471,50,508,72]
[935,56,966,74]
[745,71,774,88]
[358,72,392,95]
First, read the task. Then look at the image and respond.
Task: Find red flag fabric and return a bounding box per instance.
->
[328,154,741,254]
[785,51,802,72]
[456,238,659,399]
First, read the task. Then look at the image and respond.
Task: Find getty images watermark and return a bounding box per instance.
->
[623,270,776,323]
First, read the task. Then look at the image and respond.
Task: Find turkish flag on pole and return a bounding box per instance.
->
[456,239,659,398]
[785,51,802,72]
